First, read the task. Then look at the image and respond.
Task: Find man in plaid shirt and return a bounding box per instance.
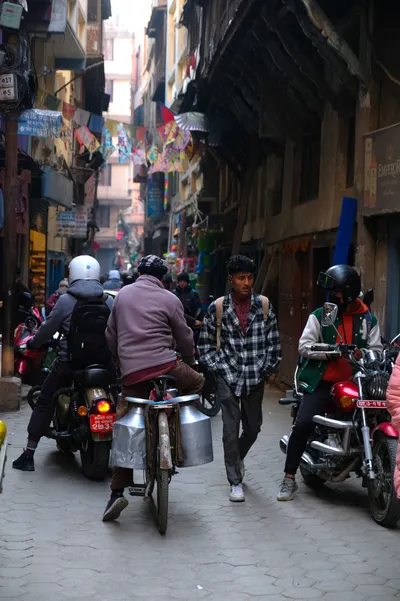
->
[198,255,281,502]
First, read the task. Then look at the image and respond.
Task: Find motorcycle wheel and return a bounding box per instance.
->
[80,440,111,481]
[299,464,325,488]
[368,434,400,528]
[27,385,42,410]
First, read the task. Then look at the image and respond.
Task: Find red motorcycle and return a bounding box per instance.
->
[280,302,400,528]
[14,305,47,384]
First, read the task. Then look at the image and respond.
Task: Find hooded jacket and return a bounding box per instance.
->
[30,280,113,362]
[106,275,194,379]
[385,355,400,499]
[298,299,382,393]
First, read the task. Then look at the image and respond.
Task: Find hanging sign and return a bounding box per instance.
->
[74,207,88,238]
[147,174,164,219]
[18,109,62,137]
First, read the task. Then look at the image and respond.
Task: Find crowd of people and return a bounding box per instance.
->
[8,252,400,521]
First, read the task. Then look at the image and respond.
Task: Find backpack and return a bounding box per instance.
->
[67,296,111,367]
[215,295,270,352]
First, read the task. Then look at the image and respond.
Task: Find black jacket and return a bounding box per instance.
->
[173,286,203,328]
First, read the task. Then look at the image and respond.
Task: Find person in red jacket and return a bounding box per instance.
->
[45,279,68,315]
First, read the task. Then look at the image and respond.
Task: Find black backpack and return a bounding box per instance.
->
[67,296,111,367]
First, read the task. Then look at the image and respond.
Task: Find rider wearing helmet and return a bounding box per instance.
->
[102,254,204,522]
[13,255,114,472]
[277,264,383,502]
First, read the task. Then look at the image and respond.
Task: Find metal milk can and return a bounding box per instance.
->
[179,401,213,467]
[110,399,147,470]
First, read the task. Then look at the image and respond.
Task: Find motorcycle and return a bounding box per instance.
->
[279,301,400,528]
[28,363,117,481]
[14,302,46,384]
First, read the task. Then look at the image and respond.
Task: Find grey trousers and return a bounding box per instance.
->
[217,375,264,485]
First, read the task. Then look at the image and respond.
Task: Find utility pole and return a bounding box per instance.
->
[2,116,18,378]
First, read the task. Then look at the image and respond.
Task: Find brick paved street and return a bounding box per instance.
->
[1,389,400,601]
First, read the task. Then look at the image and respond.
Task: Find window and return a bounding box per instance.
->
[105,79,114,102]
[346,114,356,188]
[97,206,110,228]
[299,129,321,204]
[87,0,98,22]
[99,165,111,186]
[104,38,114,61]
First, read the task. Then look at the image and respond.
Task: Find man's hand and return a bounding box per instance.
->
[194,320,202,328]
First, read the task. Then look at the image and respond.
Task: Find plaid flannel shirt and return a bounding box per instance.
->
[198,293,281,397]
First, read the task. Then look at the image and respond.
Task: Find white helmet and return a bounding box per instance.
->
[69,255,100,284]
[109,269,120,280]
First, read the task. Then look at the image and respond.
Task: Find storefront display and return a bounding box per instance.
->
[29,230,46,307]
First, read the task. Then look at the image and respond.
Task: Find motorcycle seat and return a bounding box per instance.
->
[74,365,110,387]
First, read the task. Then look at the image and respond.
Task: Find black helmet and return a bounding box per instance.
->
[317,265,361,305]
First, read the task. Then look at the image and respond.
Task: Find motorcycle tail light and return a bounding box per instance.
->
[97,400,111,414]
[77,406,88,417]
[339,395,355,410]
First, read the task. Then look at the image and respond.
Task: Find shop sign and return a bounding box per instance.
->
[74,207,88,238]
[147,173,164,219]
[56,211,75,236]
[363,122,400,215]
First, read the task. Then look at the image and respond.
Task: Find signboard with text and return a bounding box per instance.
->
[363,122,400,215]
[147,173,164,219]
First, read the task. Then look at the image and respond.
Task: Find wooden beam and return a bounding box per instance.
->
[260,4,344,111]
[251,26,324,117]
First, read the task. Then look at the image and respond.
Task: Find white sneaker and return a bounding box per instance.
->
[239,460,245,481]
[230,484,245,502]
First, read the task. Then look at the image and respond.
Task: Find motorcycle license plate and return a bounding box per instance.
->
[90,414,116,433]
[356,400,387,409]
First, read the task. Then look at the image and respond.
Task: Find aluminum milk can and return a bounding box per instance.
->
[110,400,146,470]
[179,401,213,467]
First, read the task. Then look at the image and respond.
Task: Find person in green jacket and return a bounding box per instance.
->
[277,264,382,502]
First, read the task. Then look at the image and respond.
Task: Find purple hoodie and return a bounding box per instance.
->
[106,275,194,379]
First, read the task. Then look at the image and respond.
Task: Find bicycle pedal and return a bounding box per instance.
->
[128,485,146,497]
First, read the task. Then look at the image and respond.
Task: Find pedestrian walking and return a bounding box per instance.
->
[198,255,281,502]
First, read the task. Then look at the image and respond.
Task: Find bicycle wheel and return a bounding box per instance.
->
[156,467,169,535]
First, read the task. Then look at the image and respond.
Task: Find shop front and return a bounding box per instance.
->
[29,199,48,308]
[363,122,400,339]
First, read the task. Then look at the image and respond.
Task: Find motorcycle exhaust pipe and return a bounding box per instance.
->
[279,434,314,468]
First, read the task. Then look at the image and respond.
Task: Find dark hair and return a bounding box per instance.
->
[227,255,256,276]
[177,271,190,283]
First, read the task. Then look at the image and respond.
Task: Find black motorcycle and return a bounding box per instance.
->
[28,364,117,480]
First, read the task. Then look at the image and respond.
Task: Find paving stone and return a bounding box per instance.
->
[0,393,399,601]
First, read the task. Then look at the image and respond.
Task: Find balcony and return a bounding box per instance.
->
[152,51,166,102]
[98,185,131,209]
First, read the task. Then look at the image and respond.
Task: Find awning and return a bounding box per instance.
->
[42,167,74,209]
[0,147,41,173]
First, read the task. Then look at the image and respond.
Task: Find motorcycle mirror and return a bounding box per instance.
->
[322,302,338,327]
[363,288,374,308]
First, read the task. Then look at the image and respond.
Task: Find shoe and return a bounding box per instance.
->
[229,484,245,502]
[102,495,128,522]
[12,452,35,472]
[239,460,245,481]
[277,477,298,501]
